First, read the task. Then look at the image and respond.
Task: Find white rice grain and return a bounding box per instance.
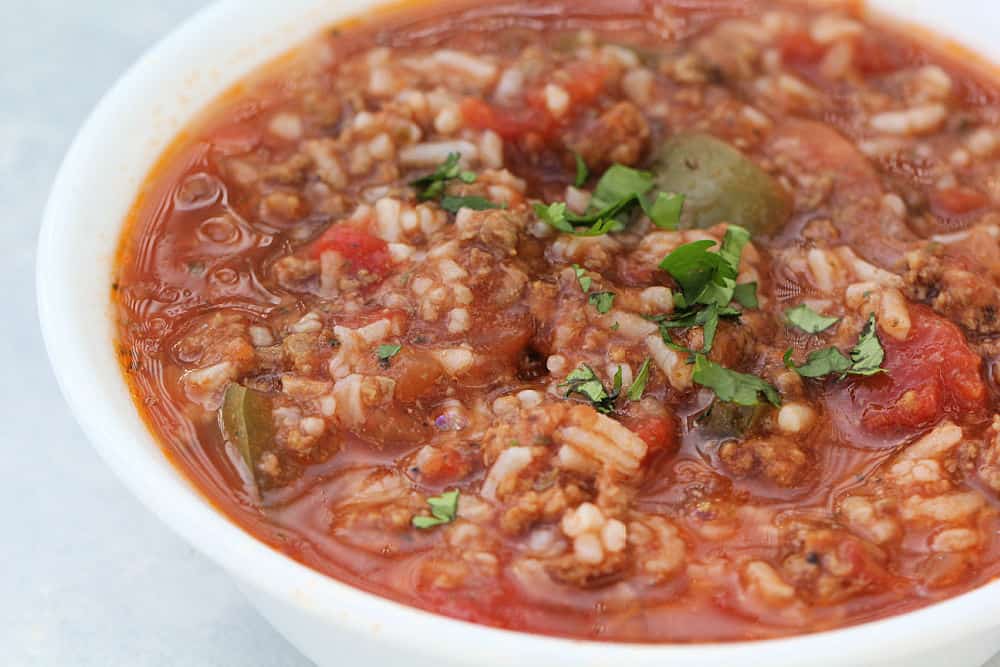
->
[399,141,478,167]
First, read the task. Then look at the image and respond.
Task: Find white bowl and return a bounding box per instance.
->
[36,1,1000,666]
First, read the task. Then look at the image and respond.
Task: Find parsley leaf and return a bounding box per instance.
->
[659,239,723,303]
[785,304,840,334]
[642,192,684,230]
[718,225,750,269]
[849,314,885,375]
[784,314,886,379]
[375,344,402,363]
[411,154,502,212]
[560,364,617,413]
[656,226,753,354]
[533,202,626,236]
[535,163,681,236]
[733,282,758,309]
[692,354,781,407]
[627,358,652,400]
[574,153,589,188]
[412,489,460,529]
[572,264,592,292]
[782,347,851,378]
[589,164,653,212]
[535,201,573,233]
[589,291,616,314]
[411,153,467,200]
[440,195,504,213]
[660,227,750,310]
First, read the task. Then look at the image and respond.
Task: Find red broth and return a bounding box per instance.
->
[115,0,1000,641]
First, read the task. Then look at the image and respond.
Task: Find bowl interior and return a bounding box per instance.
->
[36,0,1000,664]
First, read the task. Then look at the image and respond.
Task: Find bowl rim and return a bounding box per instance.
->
[35,0,1000,663]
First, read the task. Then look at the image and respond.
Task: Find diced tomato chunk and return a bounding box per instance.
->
[835,304,987,436]
[459,64,606,142]
[309,225,390,275]
[854,37,908,75]
[930,186,989,218]
[779,30,827,66]
[626,413,678,455]
[459,98,552,140]
[561,62,609,105]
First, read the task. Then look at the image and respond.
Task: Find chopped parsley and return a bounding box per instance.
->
[574,153,589,188]
[534,163,684,236]
[627,358,652,401]
[732,282,758,309]
[782,347,851,378]
[655,226,756,354]
[440,195,504,213]
[785,304,841,334]
[849,314,886,375]
[560,364,618,414]
[411,153,502,211]
[692,354,781,407]
[412,489,460,529]
[375,344,402,365]
[660,226,749,310]
[588,291,616,314]
[572,264,592,292]
[784,314,886,379]
[642,191,685,230]
[652,228,780,407]
[411,153,472,200]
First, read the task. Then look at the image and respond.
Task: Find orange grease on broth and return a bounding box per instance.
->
[114,0,1000,643]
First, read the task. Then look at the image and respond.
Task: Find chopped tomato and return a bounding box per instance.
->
[561,62,609,105]
[930,186,989,218]
[459,64,606,142]
[854,37,909,75]
[309,225,389,275]
[833,304,987,436]
[625,413,678,455]
[779,30,826,66]
[459,98,553,140]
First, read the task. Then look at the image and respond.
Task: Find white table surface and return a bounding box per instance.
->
[3,2,1000,666]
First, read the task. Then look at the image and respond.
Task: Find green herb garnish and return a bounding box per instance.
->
[782,347,851,378]
[535,163,683,236]
[375,344,402,364]
[572,264,592,292]
[655,226,754,354]
[588,291,616,314]
[411,154,501,212]
[560,364,618,414]
[732,282,758,309]
[785,304,840,334]
[692,354,781,407]
[440,195,504,213]
[784,314,886,379]
[849,314,886,375]
[574,153,589,187]
[411,153,469,200]
[412,489,460,529]
[627,358,652,401]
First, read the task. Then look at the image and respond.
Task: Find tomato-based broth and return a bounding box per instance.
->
[115,0,1000,642]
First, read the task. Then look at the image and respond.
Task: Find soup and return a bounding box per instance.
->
[115,0,1000,642]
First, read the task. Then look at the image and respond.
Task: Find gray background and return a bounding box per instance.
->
[2,1,999,666]
[0,2,307,665]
